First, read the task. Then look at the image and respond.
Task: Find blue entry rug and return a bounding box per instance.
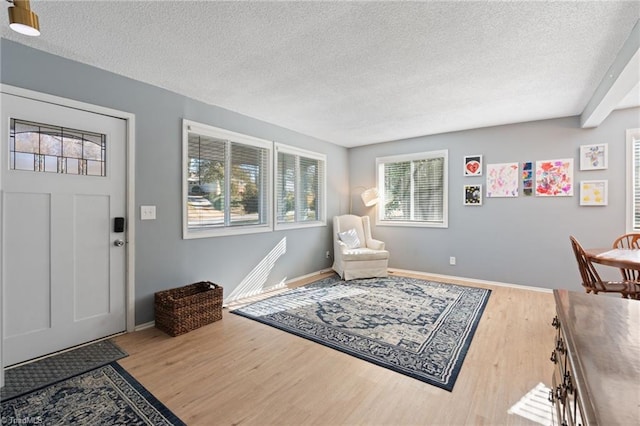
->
[1,362,185,426]
[232,275,491,391]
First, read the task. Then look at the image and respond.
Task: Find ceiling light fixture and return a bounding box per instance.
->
[7,0,40,36]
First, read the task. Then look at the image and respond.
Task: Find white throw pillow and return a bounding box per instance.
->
[338,228,361,249]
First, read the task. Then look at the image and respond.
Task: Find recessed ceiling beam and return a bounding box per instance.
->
[581,20,640,128]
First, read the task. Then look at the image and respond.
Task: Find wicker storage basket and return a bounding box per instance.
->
[155,281,223,336]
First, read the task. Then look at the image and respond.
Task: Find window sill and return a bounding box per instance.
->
[274,221,327,231]
[376,220,448,229]
[183,224,273,239]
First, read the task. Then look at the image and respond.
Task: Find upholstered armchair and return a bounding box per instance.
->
[332,214,390,280]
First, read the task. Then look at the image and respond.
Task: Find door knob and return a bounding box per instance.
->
[114,239,125,247]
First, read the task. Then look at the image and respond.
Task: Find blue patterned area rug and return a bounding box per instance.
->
[232,275,491,391]
[1,362,185,426]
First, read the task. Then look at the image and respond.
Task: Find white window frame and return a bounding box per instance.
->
[626,128,640,232]
[376,150,448,228]
[182,119,273,239]
[274,143,327,230]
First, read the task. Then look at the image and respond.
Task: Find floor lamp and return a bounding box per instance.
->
[350,186,379,214]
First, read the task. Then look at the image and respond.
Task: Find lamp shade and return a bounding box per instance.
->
[360,187,379,207]
[8,1,40,36]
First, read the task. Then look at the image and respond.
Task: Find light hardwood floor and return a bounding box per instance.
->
[114,271,556,425]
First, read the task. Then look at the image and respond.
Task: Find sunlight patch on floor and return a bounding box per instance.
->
[507,382,554,425]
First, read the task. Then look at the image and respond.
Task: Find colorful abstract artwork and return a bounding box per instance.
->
[535,159,573,196]
[464,155,483,176]
[464,184,482,206]
[486,162,519,197]
[580,144,608,170]
[522,162,533,196]
[580,180,607,206]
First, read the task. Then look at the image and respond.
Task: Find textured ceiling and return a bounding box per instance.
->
[2,1,639,147]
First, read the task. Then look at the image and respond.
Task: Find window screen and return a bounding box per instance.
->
[630,129,640,231]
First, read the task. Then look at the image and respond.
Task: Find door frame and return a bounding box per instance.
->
[0,84,136,387]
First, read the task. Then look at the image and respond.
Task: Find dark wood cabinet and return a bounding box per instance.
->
[550,290,639,425]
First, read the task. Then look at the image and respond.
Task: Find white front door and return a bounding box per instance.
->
[1,93,127,366]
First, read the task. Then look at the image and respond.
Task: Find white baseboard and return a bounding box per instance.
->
[134,269,335,329]
[133,268,543,330]
[134,321,155,331]
[388,268,553,293]
[285,268,333,285]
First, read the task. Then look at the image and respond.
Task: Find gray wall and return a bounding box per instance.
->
[1,39,349,324]
[3,39,639,324]
[349,109,640,291]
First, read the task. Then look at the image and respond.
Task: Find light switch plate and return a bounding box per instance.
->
[140,205,156,220]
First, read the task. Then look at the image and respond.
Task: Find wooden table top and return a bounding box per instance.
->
[585,247,640,271]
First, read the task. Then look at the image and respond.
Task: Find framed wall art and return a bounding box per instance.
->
[463,155,483,176]
[486,162,519,197]
[522,161,533,196]
[464,184,482,206]
[579,143,608,170]
[580,180,607,206]
[535,159,573,197]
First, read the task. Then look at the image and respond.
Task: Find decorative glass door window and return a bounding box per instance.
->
[9,118,106,176]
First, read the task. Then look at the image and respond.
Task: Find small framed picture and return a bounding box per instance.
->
[580,180,608,206]
[579,143,608,170]
[464,184,482,206]
[463,155,483,176]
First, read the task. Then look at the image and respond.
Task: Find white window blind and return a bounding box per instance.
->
[275,143,326,229]
[628,129,640,231]
[183,120,272,238]
[376,150,448,228]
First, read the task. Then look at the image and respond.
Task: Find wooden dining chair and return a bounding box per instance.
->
[569,236,639,299]
[612,233,640,281]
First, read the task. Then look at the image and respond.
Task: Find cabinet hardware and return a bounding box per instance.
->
[555,385,564,402]
[564,372,574,394]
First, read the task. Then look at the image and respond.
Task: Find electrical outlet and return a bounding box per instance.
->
[325,250,331,259]
[449,256,456,265]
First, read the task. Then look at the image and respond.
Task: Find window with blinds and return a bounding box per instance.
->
[376,150,448,228]
[275,143,326,229]
[183,120,272,238]
[628,129,640,231]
